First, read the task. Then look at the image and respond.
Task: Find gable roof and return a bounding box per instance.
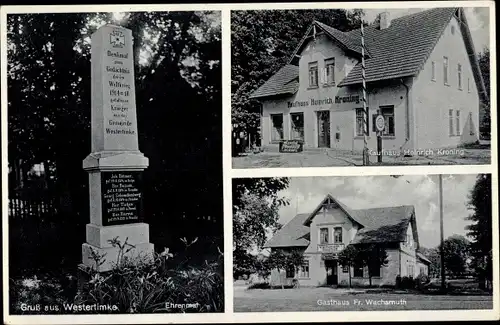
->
[303,194,363,227]
[263,213,310,248]
[249,7,487,102]
[249,64,299,99]
[350,205,416,245]
[265,196,417,248]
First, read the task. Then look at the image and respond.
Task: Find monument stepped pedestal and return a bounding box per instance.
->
[81,24,154,273]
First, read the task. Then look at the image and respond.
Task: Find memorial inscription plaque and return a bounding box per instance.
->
[101,171,143,226]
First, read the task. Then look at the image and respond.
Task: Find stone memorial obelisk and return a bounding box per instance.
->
[81,24,154,272]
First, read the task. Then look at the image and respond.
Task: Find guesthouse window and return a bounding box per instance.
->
[270,114,284,143]
[369,262,381,277]
[290,112,304,141]
[286,265,295,278]
[449,109,454,136]
[325,58,335,85]
[457,64,462,90]
[443,56,449,85]
[334,227,343,243]
[298,261,310,278]
[354,261,364,277]
[355,108,368,136]
[456,110,461,136]
[309,61,319,87]
[431,61,436,81]
[320,228,329,244]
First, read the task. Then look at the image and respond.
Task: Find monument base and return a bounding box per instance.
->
[82,242,154,272]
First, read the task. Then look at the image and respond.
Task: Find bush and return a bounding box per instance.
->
[399,276,416,290]
[247,282,270,290]
[415,274,430,291]
[74,239,224,313]
[395,275,401,289]
[9,273,76,314]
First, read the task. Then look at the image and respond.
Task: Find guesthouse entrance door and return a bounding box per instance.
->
[325,260,338,285]
[317,111,331,148]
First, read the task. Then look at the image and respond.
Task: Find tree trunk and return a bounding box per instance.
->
[348,266,352,288]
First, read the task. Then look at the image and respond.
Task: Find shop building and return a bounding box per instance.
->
[264,195,431,287]
[250,8,488,152]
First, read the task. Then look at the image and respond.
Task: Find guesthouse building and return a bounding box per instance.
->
[264,195,431,287]
[250,8,488,153]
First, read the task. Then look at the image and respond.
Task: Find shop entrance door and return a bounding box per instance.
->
[317,111,331,148]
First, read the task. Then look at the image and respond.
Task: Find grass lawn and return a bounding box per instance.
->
[233,287,493,312]
[232,146,491,168]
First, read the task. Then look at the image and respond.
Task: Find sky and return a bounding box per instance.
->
[277,174,480,248]
[361,7,490,52]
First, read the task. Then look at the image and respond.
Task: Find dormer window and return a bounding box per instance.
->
[320,227,329,244]
[324,58,335,86]
[334,227,342,243]
[308,61,319,88]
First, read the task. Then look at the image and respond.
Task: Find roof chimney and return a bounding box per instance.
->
[379,11,391,30]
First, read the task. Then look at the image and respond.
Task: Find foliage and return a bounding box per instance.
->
[232,178,290,277]
[477,49,490,137]
[338,245,359,288]
[266,249,304,289]
[355,244,389,287]
[466,174,492,289]
[419,247,441,278]
[9,274,76,314]
[415,273,430,291]
[8,11,222,275]
[231,9,364,134]
[75,238,224,313]
[439,235,471,276]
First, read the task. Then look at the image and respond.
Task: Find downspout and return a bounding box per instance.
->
[399,78,410,153]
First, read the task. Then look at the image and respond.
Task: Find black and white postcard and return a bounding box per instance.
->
[231,7,492,168]
[3,8,223,318]
[1,1,498,325]
[233,175,493,312]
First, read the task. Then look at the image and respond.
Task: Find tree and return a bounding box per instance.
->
[477,49,490,138]
[231,9,364,139]
[439,235,471,276]
[8,11,223,274]
[232,178,290,277]
[267,249,304,289]
[420,247,441,278]
[466,174,492,290]
[356,244,389,287]
[338,245,359,288]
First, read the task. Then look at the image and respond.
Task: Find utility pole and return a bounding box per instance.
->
[361,22,369,166]
[439,174,446,292]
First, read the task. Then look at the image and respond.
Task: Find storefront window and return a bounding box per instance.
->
[270,114,283,143]
[308,61,318,87]
[325,58,335,85]
[380,106,395,136]
[290,112,304,141]
[320,227,329,244]
[334,227,342,243]
[355,108,368,136]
